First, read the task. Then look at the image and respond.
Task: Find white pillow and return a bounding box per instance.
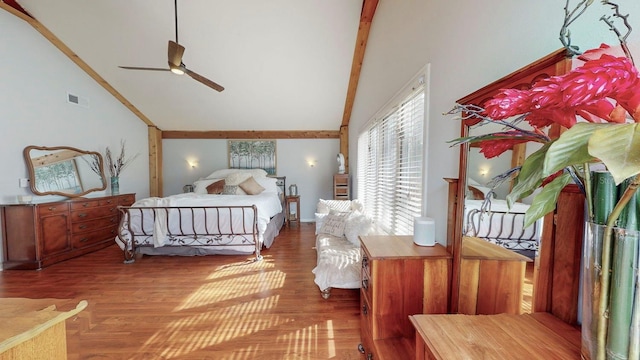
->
[317,199,353,214]
[318,210,349,237]
[225,172,253,186]
[315,213,328,235]
[344,211,374,246]
[205,168,268,180]
[254,177,279,193]
[193,178,223,194]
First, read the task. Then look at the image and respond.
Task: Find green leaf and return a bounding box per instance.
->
[543,123,603,176]
[589,123,640,184]
[523,172,573,228]
[506,143,552,207]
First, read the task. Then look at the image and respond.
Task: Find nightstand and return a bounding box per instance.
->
[285,195,300,227]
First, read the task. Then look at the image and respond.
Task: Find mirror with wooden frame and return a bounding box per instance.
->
[448,48,573,314]
[24,145,107,198]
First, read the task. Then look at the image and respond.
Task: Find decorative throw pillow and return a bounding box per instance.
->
[225,172,254,186]
[222,185,239,195]
[316,199,353,214]
[238,176,265,195]
[344,211,374,246]
[318,210,350,237]
[206,179,225,194]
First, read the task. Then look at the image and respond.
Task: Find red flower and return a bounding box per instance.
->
[483,50,640,130]
[477,137,530,158]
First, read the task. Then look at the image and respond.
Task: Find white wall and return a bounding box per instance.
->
[350,0,640,244]
[0,10,150,265]
[162,138,340,221]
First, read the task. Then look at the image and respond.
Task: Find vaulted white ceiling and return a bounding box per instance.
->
[16,0,363,131]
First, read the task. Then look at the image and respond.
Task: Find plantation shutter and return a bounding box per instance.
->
[358,86,424,235]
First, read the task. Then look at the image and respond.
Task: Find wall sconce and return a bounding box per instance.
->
[187,159,198,169]
[308,160,316,167]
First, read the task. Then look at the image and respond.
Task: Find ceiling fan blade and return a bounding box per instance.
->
[185,68,225,92]
[119,66,170,71]
[168,40,185,67]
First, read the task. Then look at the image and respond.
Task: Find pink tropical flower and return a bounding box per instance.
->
[483,50,640,130]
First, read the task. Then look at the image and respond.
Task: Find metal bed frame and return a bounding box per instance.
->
[465,208,539,254]
[117,205,261,263]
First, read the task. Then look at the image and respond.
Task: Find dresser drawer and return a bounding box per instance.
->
[70,206,118,222]
[360,288,375,338]
[71,199,101,210]
[118,194,136,205]
[37,203,68,216]
[71,215,119,233]
[71,227,117,248]
[334,187,349,195]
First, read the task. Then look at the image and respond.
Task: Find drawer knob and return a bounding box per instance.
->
[362,304,368,315]
[79,224,88,229]
[83,203,89,207]
[80,237,89,243]
[48,206,56,211]
[358,344,365,354]
[78,213,88,218]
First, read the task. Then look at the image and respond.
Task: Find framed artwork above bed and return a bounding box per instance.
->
[228,140,277,175]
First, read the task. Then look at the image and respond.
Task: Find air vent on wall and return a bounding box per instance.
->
[66,92,89,108]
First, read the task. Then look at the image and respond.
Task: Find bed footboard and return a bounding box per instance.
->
[465,208,540,255]
[117,205,261,263]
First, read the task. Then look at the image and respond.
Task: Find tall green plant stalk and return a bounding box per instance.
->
[596,174,640,360]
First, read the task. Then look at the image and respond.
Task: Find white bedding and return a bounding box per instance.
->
[117,191,282,254]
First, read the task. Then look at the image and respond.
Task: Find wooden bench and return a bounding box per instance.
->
[410,312,581,359]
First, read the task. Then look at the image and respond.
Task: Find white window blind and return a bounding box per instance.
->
[358,85,424,235]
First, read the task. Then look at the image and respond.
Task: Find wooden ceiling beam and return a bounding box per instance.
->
[162,130,340,139]
[341,0,378,128]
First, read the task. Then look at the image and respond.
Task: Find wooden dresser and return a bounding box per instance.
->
[1,193,135,270]
[359,235,451,360]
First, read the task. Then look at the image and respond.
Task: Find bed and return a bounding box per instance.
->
[115,169,284,263]
[463,197,543,259]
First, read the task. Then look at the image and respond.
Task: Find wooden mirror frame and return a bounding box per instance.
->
[24,145,107,198]
[448,48,572,313]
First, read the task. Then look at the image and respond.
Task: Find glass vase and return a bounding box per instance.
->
[582,222,639,360]
[110,176,120,195]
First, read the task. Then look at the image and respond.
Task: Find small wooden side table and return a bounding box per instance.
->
[285,195,300,227]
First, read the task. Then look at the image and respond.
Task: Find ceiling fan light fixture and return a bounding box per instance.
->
[170,64,185,75]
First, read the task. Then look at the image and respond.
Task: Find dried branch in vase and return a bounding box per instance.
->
[105,140,139,178]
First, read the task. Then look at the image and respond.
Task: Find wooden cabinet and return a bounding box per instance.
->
[359,235,451,360]
[285,195,300,227]
[333,174,349,200]
[1,193,135,270]
[458,236,532,315]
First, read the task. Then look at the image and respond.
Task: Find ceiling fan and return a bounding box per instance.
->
[119,0,224,92]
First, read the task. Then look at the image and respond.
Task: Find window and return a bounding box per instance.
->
[358,74,425,235]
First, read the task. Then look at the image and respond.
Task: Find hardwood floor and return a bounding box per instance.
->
[0,223,362,360]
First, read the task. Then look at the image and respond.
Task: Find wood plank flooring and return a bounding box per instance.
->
[0,223,362,360]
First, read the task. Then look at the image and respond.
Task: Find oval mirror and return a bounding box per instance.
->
[24,145,107,197]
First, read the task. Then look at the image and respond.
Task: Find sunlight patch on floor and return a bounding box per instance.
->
[137,295,299,358]
[206,257,276,280]
[177,269,286,310]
